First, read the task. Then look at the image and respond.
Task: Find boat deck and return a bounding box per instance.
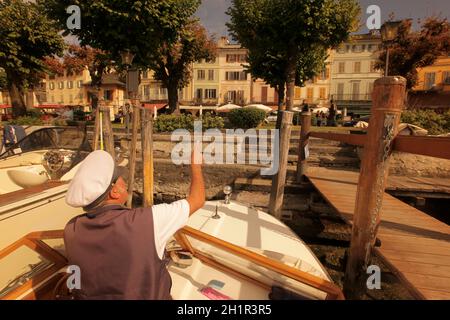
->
[0,181,68,208]
[306,167,450,300]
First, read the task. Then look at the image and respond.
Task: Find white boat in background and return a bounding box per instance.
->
[0,127,343,301]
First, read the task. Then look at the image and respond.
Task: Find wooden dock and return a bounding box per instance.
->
[306,168,450,300]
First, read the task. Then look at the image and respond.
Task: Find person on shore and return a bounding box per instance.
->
[64,149,205,300]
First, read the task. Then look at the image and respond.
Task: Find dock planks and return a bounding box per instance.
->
[306,167,450,300]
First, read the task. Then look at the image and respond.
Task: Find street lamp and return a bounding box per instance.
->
[380,21,402,77]
[120,50,136,135]
[120,50,135,68]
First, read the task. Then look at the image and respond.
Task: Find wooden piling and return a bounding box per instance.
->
[127,105,140,208]
[269,111,294,219]
[99,105,115,160]
[343,76,407,299]
[296,110,311,182]
[92,107,100,150]
[141,108,154,207]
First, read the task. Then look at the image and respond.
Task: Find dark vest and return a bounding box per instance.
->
[64,205,172,300]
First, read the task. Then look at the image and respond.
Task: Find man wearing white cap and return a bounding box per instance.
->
[64,149,205,300]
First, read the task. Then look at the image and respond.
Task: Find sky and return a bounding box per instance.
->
[197,0,450,37]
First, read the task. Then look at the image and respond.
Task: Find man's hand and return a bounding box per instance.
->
[187,149,205,215]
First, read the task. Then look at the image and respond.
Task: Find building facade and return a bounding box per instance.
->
[42,69,125,114]
[217,37,252,105]
[414,55,450,92]
[330,32,383,115]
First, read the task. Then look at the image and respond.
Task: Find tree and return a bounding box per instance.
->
[247,45,329,110]
[0,0,65,117]
[146,20,216,113]
[376,17,450,90]
[227,0,360,111]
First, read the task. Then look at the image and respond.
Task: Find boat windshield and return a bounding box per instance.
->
[0,127,92,160]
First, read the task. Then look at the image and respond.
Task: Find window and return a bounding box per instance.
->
[77,80,83,88]
[205,89,217,99]
[425,72,436,90]
[337,45,346,54]
[227,90,245,104]
[49,82,55,90]
[226,54,246,63]
[160,87,168,98]
[307,88,314,100]
[196,88,203,100]
[58,82,64,89]
[354,62,361,73]
[67,81,73,89]
[337,83,345,98]
[442,71,450,85]
[353,45,363,53]
[225,71,247,81]
[143,85,150,100]
[352,82,360,100]
[368,44,377,52]
[142,70,148,79]
[104,90,113,101]
[319,88,326,100]
[338,62,345,74]
[294,87,301,99]
[208,70,215,81]
[197,70,206,80]
[367,82,374,95]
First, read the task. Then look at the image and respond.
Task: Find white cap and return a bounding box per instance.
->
[65,150,115,209]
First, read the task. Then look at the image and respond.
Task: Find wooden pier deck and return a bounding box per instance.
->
[306,168,450,300]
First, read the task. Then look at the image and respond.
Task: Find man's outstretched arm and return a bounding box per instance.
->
[186,150,205,215]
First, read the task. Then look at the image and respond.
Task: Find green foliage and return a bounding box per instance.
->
[148,20,216,113]
[227,0,360,108]
[0,0,65,116]
[0,68,6,90]
[42,0,200,67]
[401,110,450,135]
[9,116,44,126]
[154,113,224,132]
[376,18,450,89]
[227,108,267,129]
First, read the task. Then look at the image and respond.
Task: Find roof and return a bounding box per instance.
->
[408,91,450,109]
[85,73,125,87]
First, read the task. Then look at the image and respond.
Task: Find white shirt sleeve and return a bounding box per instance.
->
[152,199,190,260]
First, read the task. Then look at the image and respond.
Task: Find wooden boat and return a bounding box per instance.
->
[0,127,344,300]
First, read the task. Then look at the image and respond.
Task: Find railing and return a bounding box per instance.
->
[307,132,450,160]
[297,76,450,299]
[332,94,372,101]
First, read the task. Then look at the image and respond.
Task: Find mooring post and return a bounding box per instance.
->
[269,111,294,219]
[127,104,140,208]
[92,107,100,150]
[344,76,407,299]
[141,107,154,207]
[296,110,312,182]
[99,104,116,160]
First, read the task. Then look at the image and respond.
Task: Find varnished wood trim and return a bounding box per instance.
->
[180,226,344,300]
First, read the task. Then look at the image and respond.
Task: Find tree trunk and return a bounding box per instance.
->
[285,56,296,112]
[277,83,286,111]
[7,73,27,118]
[168,83,180,114]
[275,83,286,130]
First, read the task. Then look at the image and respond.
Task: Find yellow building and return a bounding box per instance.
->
[42,69,125,114]
[330,32,383,115]
[139,69,193,105]
[414,56,450,92]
